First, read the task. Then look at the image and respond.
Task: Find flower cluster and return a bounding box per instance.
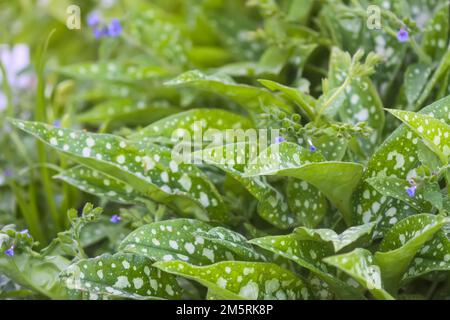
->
[86,12,122,39]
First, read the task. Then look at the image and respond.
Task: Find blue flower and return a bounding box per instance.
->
[406,179,417,197]
[110,214,121,223]
[87,12,100,27]
[20,229,29,235]
[53,119,61,128]
[4,169,12,177]
[275,136,285,144]
[406,185,416,197]
[107,19,122,37]
[93,26,108,39]
[308,140,316,152]
[397,28,409,43]
[5,246,14,257]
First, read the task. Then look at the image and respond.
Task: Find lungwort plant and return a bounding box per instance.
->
[1,0,450,300]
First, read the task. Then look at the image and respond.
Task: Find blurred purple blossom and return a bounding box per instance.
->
[110,214,121,223]
[107,19,122,37]
[4,246,14,257]
[397,28,409,43]
[308,139,317,152]
[274,136,285,144]
[87,12,101,27]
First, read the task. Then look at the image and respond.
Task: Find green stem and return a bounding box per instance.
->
[414,47,450,110]
[35,30,61,232]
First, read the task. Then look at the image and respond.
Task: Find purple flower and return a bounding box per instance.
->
[110,214,121,223]
[87,12,100,27]
[397,28,409,43]
[275,136,285,144]
[20,229,29,235]
[107,19,122,37]
[406,179,417,197]
[4,169,12,177]
[93,26,108,39]
[53,119,61,128]
[308,140,317,152]
[4,246,14,257]
[406,185,416,197]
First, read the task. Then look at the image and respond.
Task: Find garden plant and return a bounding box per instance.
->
[1,0,450,300]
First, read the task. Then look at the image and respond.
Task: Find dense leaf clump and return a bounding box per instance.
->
[1,0,450,300]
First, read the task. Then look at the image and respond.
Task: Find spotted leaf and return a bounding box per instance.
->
[404,63,433,106]
[421,4,449,60]
[194,227,266,262]
[10,119,228,222]
[55,166,145,205]
[197,142,307,228]
[374,214,448,292]
[77,99,179,126]
[61,253,181,300]
[402,232,450,283]
[129,108,253,146]
[245,142,364,225]
[119,219,237,265]
[366,176,432,212]
[249,234,365,300]
[387,109,450,163]
[58,61,169,83]
[154,261,310,300]
[352,95,450,236]
[324,249,394,300]
[165,70,292,112]
[286,178,328,228]
[294,223,375,253]
[327,47,385,155]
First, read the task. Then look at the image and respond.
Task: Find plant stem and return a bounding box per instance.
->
[35,30,61,232]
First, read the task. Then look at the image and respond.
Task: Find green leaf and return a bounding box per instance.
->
[324,249,394,300]
[258,79,316,120]
[402,232,450,283]
[129,108,253,146]
[327,47,385,154]
[0,251,69,299]
[61,253,181,300]
[404,63,433,106]
[366,176,431,212]
[77,99,180,126]
[421,4,449,60]
[387,109,450,163]
[55,166,145,205]
[10,119,228,222]
[198,142,303,228]
[194,227,266,262]
[154,260,310,300]
[58,61,169,83]
[245,142,364,225]
[374,214,448,292]
[286,178,328,228]
[353,95,450,235]
[249,234,365,300]
[165,70,292,112]
[119,219,237,265]
[295,223,375,252]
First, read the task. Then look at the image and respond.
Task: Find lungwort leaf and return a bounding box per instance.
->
[119,219,240,265]
[62,253,181,300]
[55,166,145,205]
[295,223,375,253]
[387,109,450,163]
[249,234,364,300]
[324,249,394,300]
[130,108,253,146]
[374,214,448,292]
[10,119,228,222]
[165,70,292,112]
[154,260,310,300]
[353,96,450,236]
[245,142,364,225]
